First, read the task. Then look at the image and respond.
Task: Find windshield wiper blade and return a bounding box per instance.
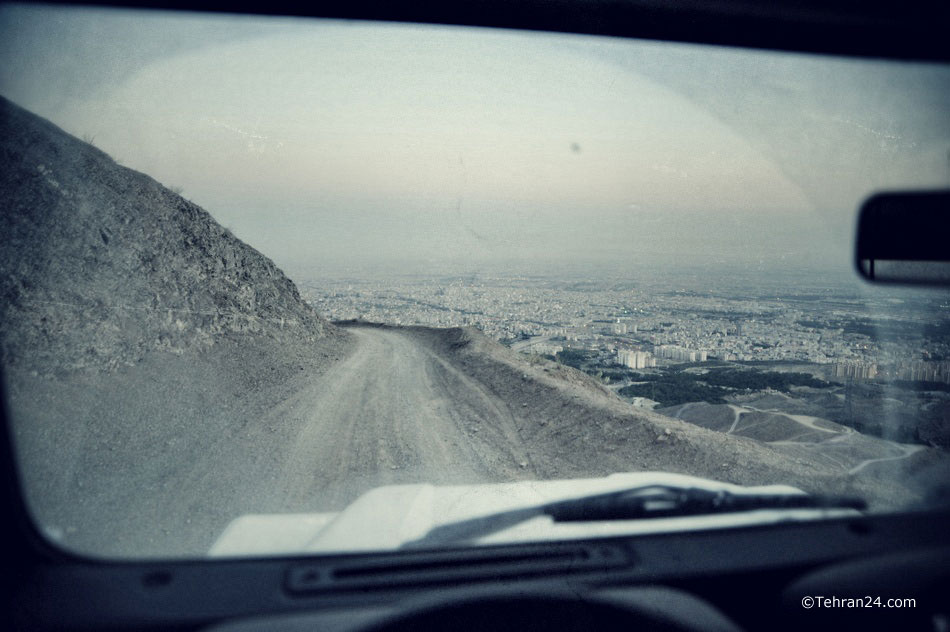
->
[402,485,866,549]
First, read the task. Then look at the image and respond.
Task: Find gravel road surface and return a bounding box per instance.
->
[6,327,535,557]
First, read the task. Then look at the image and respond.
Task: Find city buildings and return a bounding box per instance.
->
[617,349,655,369]
[298,273,949,384]
[654,345,707,363]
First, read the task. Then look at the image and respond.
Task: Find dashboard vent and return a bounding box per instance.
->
[286,543,632,593]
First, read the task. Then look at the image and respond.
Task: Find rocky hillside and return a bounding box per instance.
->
[0,96,332,373]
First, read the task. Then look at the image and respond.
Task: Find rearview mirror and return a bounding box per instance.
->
[855,190,950,285]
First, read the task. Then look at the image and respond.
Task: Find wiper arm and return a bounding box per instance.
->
[402,485,866,549]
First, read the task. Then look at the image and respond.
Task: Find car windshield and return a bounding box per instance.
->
[1,3,949,560]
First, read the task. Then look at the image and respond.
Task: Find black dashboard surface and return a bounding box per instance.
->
[13,511,950,631]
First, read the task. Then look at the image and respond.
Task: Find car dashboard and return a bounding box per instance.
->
[12,509,950,631]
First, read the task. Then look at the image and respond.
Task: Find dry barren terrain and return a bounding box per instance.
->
[8,324,947,558]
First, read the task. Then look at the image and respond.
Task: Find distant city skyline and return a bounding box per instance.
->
[301,269,949,373]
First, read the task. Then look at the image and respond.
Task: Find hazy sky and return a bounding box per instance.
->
[2,4,949,278]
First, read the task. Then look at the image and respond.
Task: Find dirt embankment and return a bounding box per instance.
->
[5,331,352,558]
[402,325,946,511]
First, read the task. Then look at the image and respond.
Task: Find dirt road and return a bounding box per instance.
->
[8,326,536,557]
[268,327,538,507]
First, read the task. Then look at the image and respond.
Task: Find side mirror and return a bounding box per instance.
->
[855,190,950,285]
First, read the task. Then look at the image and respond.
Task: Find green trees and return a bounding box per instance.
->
[614,369,829,407]
[555,349,594,370]
[701,370,828,391]
[618,375,728,406]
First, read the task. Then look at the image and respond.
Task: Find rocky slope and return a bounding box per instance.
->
[0,96,333,374]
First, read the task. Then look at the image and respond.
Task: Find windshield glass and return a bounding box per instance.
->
[1,3,949,559]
